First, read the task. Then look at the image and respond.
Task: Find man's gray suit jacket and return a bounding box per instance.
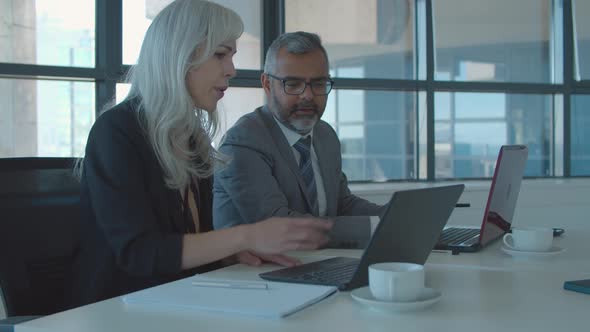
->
[213,106,383,229]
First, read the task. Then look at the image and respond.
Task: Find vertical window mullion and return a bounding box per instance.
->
[95,0,123,115]
[263,0,284,69]
[425,0,435,181]
[563,0,574,176]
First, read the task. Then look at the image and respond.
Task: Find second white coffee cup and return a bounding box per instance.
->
[368,262,424,302]
[502,227,553,252]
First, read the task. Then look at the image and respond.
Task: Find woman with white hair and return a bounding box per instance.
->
[71,0,332,307]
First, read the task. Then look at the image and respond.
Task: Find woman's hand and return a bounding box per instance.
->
[244,217,333,254]
[235,250,302,267]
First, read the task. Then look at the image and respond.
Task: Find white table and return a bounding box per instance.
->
[15,203,590,332]
[15,238,590,332]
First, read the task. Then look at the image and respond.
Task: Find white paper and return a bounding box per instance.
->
[123,276,338,319]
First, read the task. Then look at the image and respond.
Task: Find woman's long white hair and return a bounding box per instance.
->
[126,0,243,189]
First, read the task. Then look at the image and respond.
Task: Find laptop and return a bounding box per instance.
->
[259,185,465,291]
[435,145,528,253]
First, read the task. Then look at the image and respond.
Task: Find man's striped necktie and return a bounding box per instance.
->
[293,136,319,215]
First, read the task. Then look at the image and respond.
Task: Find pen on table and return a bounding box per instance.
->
[455,203,471,208]
[431,249,452,254]
[432,249,461,255]
[191,280,269,290]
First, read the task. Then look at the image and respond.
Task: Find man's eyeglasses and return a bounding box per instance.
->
[266,73,334,96]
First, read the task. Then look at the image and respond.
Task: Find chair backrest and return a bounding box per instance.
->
[0,158,81,316]
[0,286,6,319]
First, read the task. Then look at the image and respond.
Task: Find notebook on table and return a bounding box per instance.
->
[259,185,465,291]
[123,276,337,319]
[434,145,528,253]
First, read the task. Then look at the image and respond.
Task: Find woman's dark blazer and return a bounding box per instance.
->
[71,98,220,307]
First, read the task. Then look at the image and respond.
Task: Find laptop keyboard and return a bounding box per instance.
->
[438,227,480,246]
[260,257,360,286]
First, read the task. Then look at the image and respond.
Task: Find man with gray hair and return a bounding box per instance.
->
[213,31,384,239]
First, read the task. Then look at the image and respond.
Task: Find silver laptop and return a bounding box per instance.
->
[435,145,528,253]
[259,185,465,291]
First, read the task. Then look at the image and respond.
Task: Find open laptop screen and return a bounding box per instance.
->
[479,145,528,246]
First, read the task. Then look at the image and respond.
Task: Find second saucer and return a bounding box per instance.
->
[501,245,566,258]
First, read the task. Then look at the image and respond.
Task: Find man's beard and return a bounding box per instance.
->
[287,108,318,134]
[272,94,319,134]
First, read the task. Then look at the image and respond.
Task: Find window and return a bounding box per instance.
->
[285,0,416,80]
[0,78,94,157]
[324,90,419,181]
[435,92,553,178]
[433,0,554,83]
[571,95,590,175]
[0,0,95,67]
[1,0,588,179]
[574,0,590,80]
[116,83,131,104]
[122,0,262,69]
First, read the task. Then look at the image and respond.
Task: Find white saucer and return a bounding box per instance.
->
[350,287,441,312]
[501,245,566,258]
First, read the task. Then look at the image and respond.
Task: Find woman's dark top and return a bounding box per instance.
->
[70,98,221,307]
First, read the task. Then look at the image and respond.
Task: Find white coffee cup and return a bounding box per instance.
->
[368,262,424,302]
[502,227,553,252]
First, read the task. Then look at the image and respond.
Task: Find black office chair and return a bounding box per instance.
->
[0,158,81,329]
